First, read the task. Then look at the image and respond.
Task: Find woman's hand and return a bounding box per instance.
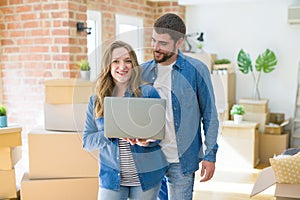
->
[122,138,137,145]
[122,138,156,146]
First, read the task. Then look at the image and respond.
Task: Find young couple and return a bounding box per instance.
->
[83,13,219,200]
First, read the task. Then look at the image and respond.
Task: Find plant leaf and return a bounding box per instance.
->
[237,49,253,74]
[255,49,277,73]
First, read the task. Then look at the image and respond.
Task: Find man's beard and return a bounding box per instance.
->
[153,51,175,63]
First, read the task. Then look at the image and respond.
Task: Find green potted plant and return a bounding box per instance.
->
[0,105,7,128]
[230,104,245,124]
[213,58,232,74]
[237,49,277,100]
[77,59,91,81]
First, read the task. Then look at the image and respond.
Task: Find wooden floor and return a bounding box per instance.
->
[193,165,276,200]
[15,134,277,200]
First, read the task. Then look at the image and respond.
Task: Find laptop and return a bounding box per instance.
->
[104,97,166,139]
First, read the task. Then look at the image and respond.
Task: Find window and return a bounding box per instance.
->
[87,10,102,81]
[115,15,144,63]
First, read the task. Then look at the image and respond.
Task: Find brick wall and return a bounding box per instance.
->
[0,0,185,133]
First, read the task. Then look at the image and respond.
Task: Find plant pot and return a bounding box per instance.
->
[80,71,90,81]
[233,114,243,124]
[0,116,7,128]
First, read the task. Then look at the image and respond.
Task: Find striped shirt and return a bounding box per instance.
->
[118,139,141,186]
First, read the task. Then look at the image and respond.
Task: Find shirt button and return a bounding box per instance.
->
[152,77,155,80]
[117,157,119,160]
[118,173,120,176]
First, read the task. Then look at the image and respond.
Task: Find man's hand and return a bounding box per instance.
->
[200,160,215,182]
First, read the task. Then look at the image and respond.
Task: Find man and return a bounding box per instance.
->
[141,13,219,200]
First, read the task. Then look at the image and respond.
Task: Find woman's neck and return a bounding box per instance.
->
[114,83,128,97]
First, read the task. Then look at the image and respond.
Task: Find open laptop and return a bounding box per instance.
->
[104,97,166,139]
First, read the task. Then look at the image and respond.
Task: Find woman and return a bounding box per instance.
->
[82,41,168,200]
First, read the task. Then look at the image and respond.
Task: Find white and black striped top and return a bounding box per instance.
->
[118,139,141,186]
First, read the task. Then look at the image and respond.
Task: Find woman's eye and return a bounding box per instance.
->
[125,60,132,64]
[112,60,119,64]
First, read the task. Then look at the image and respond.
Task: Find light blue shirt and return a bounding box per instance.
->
[141,51,219,175]
[82,84,168,191]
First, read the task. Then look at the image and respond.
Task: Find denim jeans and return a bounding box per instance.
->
[98,183,161,200]
[165,163,195,200]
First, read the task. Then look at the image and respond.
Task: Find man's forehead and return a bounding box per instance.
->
[152,30,172,41]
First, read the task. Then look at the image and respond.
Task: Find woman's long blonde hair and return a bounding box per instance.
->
[94,41,142,117]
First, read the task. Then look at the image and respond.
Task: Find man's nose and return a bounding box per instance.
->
[152,42,160,51]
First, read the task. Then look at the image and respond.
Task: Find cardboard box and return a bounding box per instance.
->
[251,166,300,199]
[0,126,22,147]
[44,103,87,132]
[0,169,17,199]
[28,130,98,179]
[220,121,260,168]
[211,73,236,103]
[239,98,269,113]
[269,113,285,125]
[44,79,95,104]
[265,120,289,135]
[212,63,235,73]
[265,113,289,135]
[259,132,290,164]
[0,146,22,170]
[183,52,216,73]
[21,173,98,200]
[243,111,269,133]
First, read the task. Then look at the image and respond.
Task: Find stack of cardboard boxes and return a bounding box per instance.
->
[20,79,99,200]
[260,113,290,164]
[239,98,269,133]
[238,98,290,164]
[211,69,236,121]
[0,126,22,199]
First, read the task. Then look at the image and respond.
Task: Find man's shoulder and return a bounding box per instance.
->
[178,52,209,73]
[141,60,155,69]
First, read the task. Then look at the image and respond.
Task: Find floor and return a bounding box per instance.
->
[193,164,275,200]
[14,132,276,200]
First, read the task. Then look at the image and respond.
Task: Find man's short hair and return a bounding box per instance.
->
[154,13,186,42]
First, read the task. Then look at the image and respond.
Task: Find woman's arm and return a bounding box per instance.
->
[82,96,112,152]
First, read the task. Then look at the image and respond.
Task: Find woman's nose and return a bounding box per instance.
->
[118,61,126,69]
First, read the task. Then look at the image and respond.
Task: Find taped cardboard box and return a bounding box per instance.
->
[243,111,269,133]
[0,126,22,147]
[44,79,95,104]
[259,132,289,164]
[239,98,269,113]
[220,121,260,168]
[28,130,98,179]
[44,103,87,132]
[0,169,17,199]
[0,146,22,170]
[21,173,98,200]
[251,167,300,199]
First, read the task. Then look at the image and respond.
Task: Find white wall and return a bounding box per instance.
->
[185,0,300,118]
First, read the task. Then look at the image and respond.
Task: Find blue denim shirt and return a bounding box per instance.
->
[141,51,219,175]
[83,84,169,191]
